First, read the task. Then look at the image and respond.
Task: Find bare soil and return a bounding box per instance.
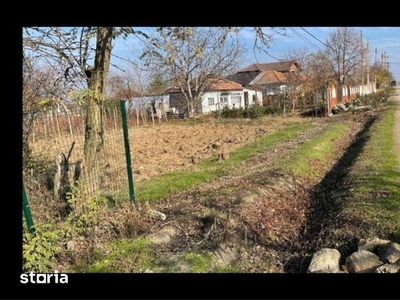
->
[128,115,306,182]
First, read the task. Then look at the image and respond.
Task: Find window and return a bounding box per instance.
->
[220,94,229,105]
[231,92,242,105]
[208,97,215,106]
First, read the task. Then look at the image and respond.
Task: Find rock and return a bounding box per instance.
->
[374,264,400,273]
[345,250,383,273]
[149,209,167,220]
[377,242,400,264]
[307,248,341,273]
[357,238,390,252]
[307,238,399,274]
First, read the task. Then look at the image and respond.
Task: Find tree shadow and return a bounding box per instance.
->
[283,114,379,272]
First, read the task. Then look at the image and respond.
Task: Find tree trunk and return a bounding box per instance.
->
[83,27,113,195]
[337,84,343,103]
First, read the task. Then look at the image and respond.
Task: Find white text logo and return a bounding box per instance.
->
[20,270,68,284]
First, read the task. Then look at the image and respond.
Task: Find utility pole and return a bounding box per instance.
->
[387,55,390,71]
[383,52,388,70]
[366,40,370,94]
[360,30,364,95]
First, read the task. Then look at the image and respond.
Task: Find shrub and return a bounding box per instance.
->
[23,224,62,273]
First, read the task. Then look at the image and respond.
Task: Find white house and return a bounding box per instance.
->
[166,77,263,115]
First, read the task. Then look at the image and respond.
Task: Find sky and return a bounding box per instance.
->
[111,27,400,82]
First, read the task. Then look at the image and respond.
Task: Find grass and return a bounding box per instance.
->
[77,237,154,273]
[135,170,214,201]
[344,99,400,241]
[182,252,213,273]
[276,123,348,180]
[219,122,314,168]
[134,121,314,202]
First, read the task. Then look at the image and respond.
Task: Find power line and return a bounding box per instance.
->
[300,27,329,48]
[288,27,322,51]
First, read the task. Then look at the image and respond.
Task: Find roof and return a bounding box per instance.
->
[225,71,259,86]
[252,70,288,85]
[165,76,259,93]
[238,60,299,73]
[205,77,244,91]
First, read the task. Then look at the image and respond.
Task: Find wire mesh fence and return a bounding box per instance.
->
[23,101,135,206]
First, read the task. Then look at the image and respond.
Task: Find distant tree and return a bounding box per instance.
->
[323,27,368,103]
[283,47,310,72]
[107,70,141,101]
[303,51,334,113]
[147,73,167,95]
[282,47,310,109]
[142,27,246,117]
[370,65,394,89]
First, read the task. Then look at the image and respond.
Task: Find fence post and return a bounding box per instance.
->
[119,100,135,205]
[22,184,36,236]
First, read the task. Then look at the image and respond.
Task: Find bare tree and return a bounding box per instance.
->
[22,54,73,166]
[303,51,334,114]
[281,47,311,110]
[23,27,143,196]
[81,27,114,193]
[323,27,367,103]
[252,27,288,60]
[107,70,141,101]
[142,27,247,117]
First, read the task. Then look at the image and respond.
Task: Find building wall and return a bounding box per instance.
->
[169,93,188,114]
[201,89,262,114]
[327,81,376,111]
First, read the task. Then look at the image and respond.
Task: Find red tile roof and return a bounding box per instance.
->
[205,77,244,91]
[239,61,299,73]
[165,76,249,93]
[254,70,288,85]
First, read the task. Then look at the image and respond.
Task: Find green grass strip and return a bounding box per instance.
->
[135,121,314,202]
[276,123,348,179]
[346,101,400,240]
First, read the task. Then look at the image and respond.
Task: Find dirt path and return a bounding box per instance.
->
[392,86,400,171]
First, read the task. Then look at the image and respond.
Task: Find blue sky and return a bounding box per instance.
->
[111,27,400,82]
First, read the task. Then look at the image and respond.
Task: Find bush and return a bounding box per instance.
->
[213,104,283,119]
[23,224,62,273]
[221,106,244,118]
